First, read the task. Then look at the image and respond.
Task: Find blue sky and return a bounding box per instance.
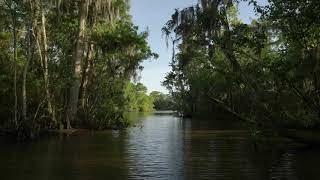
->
[130,0,267,93]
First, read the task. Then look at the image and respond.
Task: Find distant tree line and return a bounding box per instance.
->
[124,83,174,112]
[149,91,174,111]
[124,82,154,112]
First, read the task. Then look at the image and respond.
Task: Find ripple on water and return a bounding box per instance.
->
[0,113,320,180]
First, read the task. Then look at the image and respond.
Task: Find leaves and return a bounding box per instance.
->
[163,0,320,128]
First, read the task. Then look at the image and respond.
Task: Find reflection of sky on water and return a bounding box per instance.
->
[125,114,301,180]
[126,115,185,179]
[1,113,320,180]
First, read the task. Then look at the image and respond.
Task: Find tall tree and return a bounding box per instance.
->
[65,0,126,129]
[29,0,57,126]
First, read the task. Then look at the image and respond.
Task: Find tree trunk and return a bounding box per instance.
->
[65,0,88,129]
[40,8,57,126]
[31,0,57,126]
[22,24,32,122]
[221,20,240,72]
[228,87,234,111]
[79,43,94,109]
[312,47,320,119]
[12,9,18,129]
[219,4,240,73]
[56,0,62,21]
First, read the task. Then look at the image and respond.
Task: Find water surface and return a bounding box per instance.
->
[0,112,319,180]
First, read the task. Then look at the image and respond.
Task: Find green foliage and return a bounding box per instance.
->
[76,13,157,129]
[124,82,154,112]
[149,91,174,110]
[0,0,157,136]
[163,0,320,128]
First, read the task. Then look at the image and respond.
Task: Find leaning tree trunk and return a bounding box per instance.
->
[65,0,88,129]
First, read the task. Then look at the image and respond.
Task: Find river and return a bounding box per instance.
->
[0,112,319,180]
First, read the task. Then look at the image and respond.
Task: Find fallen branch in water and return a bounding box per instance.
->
[281,129,320,146]
[207,95,256,124]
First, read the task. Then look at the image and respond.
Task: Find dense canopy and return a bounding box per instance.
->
[163,0,320,128]
[0,0,157,138]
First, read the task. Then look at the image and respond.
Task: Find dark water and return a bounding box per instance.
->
[1,112,320,180]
